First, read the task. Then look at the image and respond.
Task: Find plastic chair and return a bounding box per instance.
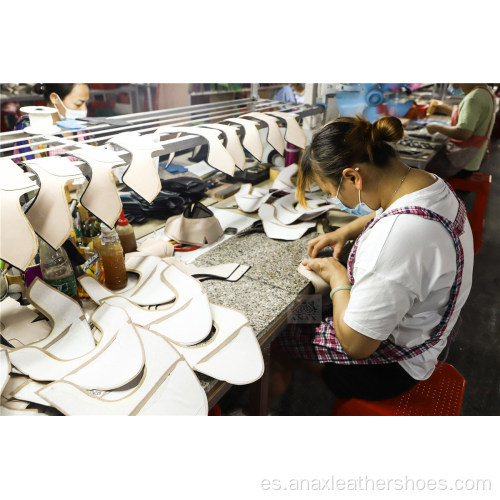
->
[208,404,222,416]
[331,362,466,416]
[448,172,492,255]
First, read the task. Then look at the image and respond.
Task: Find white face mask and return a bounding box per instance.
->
[55,94,87,120]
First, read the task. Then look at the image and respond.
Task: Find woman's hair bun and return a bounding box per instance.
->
[371,116,404,144]
[33,83,45,95]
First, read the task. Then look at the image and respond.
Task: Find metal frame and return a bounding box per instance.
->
[0,98,325,165]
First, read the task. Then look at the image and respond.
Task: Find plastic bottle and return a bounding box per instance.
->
[38,239,79,301]
[100,225,128,290]
[115,210,137,254]
[75,244,105,298]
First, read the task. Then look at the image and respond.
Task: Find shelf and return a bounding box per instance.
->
[189,84,284,98]
[190,89,251,97]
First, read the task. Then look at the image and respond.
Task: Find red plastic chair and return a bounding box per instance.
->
[331,362,466,416]
[208,404,222,416]
[448,172,492,255]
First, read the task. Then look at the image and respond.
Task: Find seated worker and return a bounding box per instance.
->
[13,83,91,163]
[270,115,474,404]
[425,84,496,178]
[276,83,306,104]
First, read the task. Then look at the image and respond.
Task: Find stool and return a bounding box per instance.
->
[331,362,466,416]
[448,172,492,255]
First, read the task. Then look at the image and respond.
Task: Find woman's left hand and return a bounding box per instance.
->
[302,257,350,288]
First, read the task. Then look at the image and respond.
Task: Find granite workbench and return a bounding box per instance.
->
[192,230,319,393]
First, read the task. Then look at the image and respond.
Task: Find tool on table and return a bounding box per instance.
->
[169,240,200,252]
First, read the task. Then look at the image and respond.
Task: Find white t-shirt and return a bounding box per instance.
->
[343,176,474,380]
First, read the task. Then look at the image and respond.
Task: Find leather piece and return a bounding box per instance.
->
[273,193,335,225]
[80,254,176,306]
[163,257,250,283]
[26,278,93,354]
[0,297,51,347]
[126,261,176,306]
[164,204,223,246]
[0,348,10,394]
[271,162,298,192]
[297,263,330,295]
[155,125,235,176]
[242,112,285,155]
[234,183,272,213]
[23,278,94,357]
[271,163,321,194]
[223,117,264,161]
[176,304,264,385]
[258,204,316,241]
[201,123,246,170]
[37,327,208,416]
[137,238,175,258]
[107,132,164,203]
[10,379,49,406]
[266,111,307,149]
[1,374,29,400]
[8,304,138,385]
[62,306,144,391]
[101,267,212,346]
[71,146,126,227]
[0,159,40,271]
[0,404,45,416]
[24,156,85,249]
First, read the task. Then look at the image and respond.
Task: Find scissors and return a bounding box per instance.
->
[169,240,200,252]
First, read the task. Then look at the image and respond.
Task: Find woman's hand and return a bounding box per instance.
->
[301,256,349,289]
[307,228,348,259]
[427,100,453,116]
[426,123,441,135]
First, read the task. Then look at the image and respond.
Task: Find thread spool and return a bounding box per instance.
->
[285,142,301,167]
[20,106,61,135]
[269,166,283,182]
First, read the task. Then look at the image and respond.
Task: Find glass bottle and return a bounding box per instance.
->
[100,225,128,290]
[38,239,79,301]
[115,210,137,254]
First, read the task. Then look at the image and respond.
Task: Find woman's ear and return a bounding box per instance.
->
[342,167,361,187]
[49,92,59,107]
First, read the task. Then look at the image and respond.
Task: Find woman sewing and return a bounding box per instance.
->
[270,115,474,402]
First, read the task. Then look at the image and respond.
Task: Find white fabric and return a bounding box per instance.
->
[175,304,264,385]
[0,349,11,394]
[107,132,164,203]
[155,126,235,176]
[234,183,272,213]
[38,327,208,416]
[0,405,45,416]
[71,146,125,228]
[24,156,85,249]
[242,112,285,156]
[0,159,40,271]
[343,177,474,380]
[25,278,92,353]
[0,297,51,347]
[273,193,335,225]
[258,204,316,241]
[200,123,246,170]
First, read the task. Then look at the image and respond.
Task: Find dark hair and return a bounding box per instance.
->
[297,114,404,206]
[33,83,88,102]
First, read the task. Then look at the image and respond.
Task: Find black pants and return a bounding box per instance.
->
[321,362,419,400]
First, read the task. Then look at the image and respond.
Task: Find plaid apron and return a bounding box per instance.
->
[280,188,467,365]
